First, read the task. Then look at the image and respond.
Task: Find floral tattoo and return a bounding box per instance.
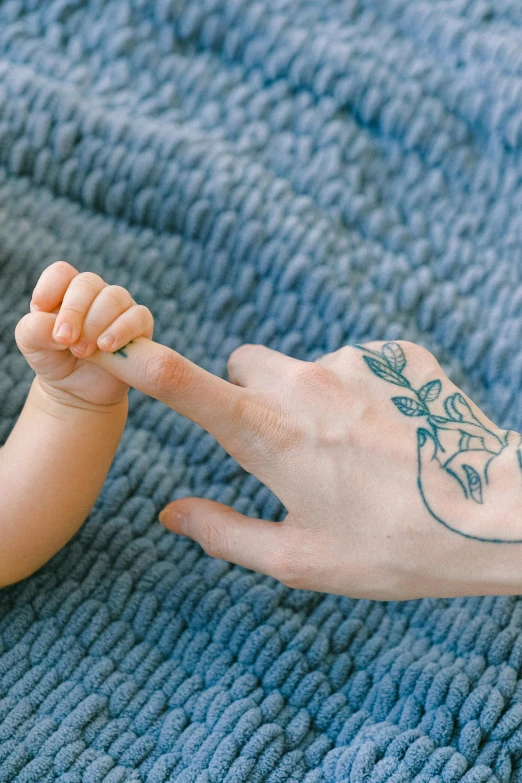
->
[353,342,522,543]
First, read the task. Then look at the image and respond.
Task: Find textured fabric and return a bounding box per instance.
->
[1,1,522,781]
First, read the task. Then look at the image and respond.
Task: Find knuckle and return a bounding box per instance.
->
[231,392,302,454]
[316,345,357,369]
[15,313,29,333]
[198,519,229,561]
[139,306,154,338]
[227,343,251,363]
[227,343,257,373]
[393,339,422,353]
[360,339,438,367]
[268,410,304,453]
[137,304,153,323]
[230,392,270,444]
[103,284,131,305]
[338,344,358,363]
[117,305,153,340]
[50,260,76,275]
[400,340,438,368]
[229,391,252,426]
[270,541,306,589]
[417,344,438,365]
[14,314,32,346]
[76,271,104,289]
[264,409,303,454]
[289,362,340,395]
[393,339,432,358]
[60,305,84,317]
[271,530,329,591]
[146,351,192,395]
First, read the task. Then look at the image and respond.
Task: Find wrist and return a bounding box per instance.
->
[33,376,129,417]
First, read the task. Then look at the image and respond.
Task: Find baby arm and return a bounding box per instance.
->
[0,261,153,588]
[0,378,128,588]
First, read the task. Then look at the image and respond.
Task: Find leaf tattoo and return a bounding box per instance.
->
[381,342,406,372]
[418,379,441,402]
[444,393,464,421]
[362,356,410,388]
[392,397,426,417]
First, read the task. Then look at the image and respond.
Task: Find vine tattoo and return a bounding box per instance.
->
[353,342,522,543]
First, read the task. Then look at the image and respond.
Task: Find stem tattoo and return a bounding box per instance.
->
[353,342,522,543]
[114,340,133,358]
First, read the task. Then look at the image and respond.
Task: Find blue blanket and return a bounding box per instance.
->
[1,1,522,780]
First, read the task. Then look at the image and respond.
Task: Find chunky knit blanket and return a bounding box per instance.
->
[2,1,522,781]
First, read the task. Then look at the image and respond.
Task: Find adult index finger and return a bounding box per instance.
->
[85,335,262,456]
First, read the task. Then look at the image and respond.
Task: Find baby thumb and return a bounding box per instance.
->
[158,497,287,578]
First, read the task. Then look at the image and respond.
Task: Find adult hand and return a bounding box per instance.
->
[86,337,522,599]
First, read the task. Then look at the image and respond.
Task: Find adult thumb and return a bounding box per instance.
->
[158,498,290,579]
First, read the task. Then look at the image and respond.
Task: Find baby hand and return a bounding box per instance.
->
[15,261,154,409]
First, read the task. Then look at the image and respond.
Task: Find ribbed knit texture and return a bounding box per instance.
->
[1,1,522,780]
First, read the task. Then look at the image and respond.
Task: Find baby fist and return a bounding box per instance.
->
[16,261,154,409]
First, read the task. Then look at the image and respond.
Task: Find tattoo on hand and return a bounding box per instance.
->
[353,342,522,543]
[114,340,133,358]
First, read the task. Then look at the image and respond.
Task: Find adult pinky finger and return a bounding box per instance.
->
[96,304,154,352]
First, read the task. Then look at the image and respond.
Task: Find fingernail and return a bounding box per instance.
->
[99,334,114,349]
[71,338,88,354]
[56,323,72,340]
[159,510,188,534]
[30,302,40,313]
[158,510,169,525]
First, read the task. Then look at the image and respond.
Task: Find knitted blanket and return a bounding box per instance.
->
[1,1,522,781]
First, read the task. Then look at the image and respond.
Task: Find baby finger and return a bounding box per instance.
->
[96,305,154,353]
